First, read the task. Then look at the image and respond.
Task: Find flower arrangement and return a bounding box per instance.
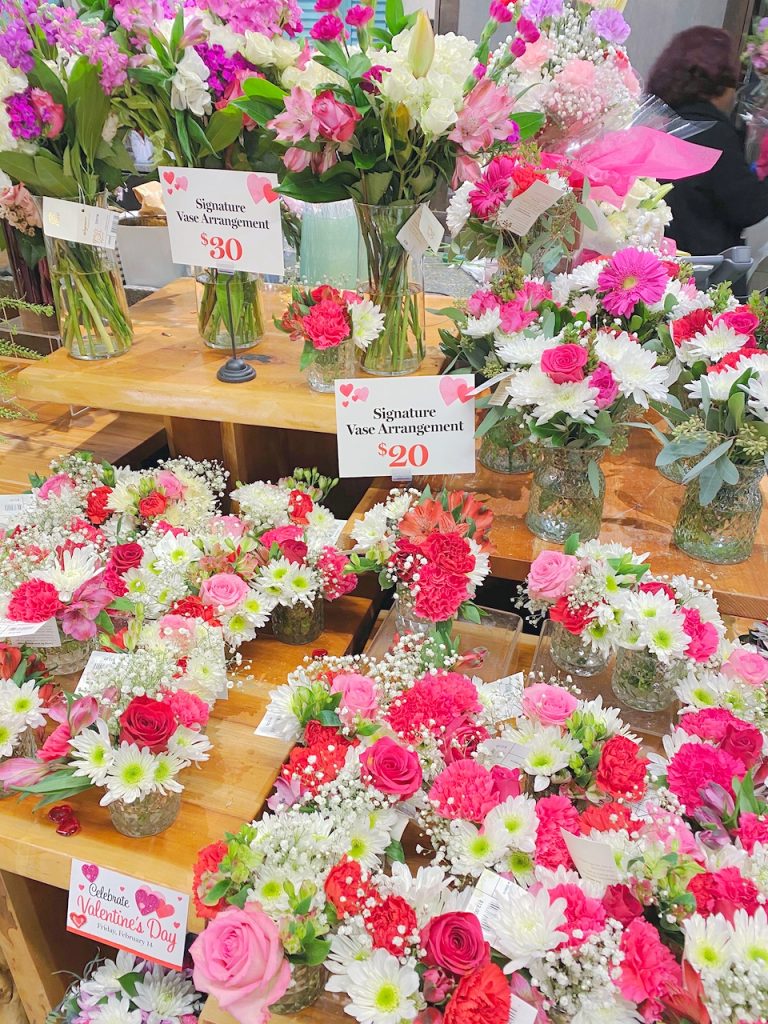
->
[50,951,205,1024]
[0,642,52,759]
[0,178,53,310]
[578,176,674,257]
[278,284,384,392]
[745,16,768,78]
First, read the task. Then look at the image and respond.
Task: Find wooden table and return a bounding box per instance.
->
[342,430,768,621]
[0,596,375,1024]
[13,280,449,490]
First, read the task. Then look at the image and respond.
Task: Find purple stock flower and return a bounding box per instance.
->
[195,44,253,99]
[0,21,35,73]
[5,92,40,141]
[523,0,563,24]
[589,8,631,45]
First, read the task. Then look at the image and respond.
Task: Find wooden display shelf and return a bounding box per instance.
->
[341,430,768,620]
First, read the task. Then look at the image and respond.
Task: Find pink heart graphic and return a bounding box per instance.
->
[342,400,349,408]
[439,376,473,406]
[351,387,369,403]
[78,884,84,891]
[81,864,99,883]
[69,913,87,929]
[263,184,278,204]
[156,899,174,920]
[247,173,272,205]
[119,886,125,892]
[339,383,354,398]
[135,888,159,916]
[173,922,180,929]
[175,176,188,192]
[162,170,174,184]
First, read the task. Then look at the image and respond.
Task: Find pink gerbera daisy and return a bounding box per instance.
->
[468,175,511,221]
[597,247,668,317]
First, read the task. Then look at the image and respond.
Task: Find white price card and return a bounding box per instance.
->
[463,869,520,942]
[255,707,301,742]
[0,494,32,532]
[561,829,621,884]
[396,205,444,259]
[478,673,524,723]
[335,375,476,478]
[68,859,189,969]
[509,995,538,1024]
[159,167,284,276]
[42,198,118,249]
[496,179,564,237]
[0,616,60,646]
[75,650,125,694]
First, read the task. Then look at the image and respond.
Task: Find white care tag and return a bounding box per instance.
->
[561,829,620,884]
[509,995,539,1024]
[497,180,565,237]
[159,167,284,276]
[480,737,527,769]
[75,650,125,694]
[464,869,520,941]
[396,205,444,258]
[42,198,118,249]
[255,708,300,742]
[479,674,524,723]
[335,375,476,478]
[0,494,32,532]
[0,617,60,646]
[329,519,347,545]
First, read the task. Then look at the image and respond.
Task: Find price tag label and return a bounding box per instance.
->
[509,995,538,1024]
[42,198,118,249]
[0,494,32,532]
[561,829,620,884]
[0,617,60,647]
[335,375,476,478]
[464,869,520,941]
[159,167,284,276]
[396,205,444,259]
[496,179,564,237]
[255,708,300,742]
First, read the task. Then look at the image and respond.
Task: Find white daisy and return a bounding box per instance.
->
[445,821,507,876]
[0,680,46,729]
[0,714,26,758]
[729,906,768,965]
[493,885,568,972]
[345,817,392,871]
[572,996,642,1024]
[151,751,185,794]
[166,726,212,764]
[69,719,115,785]
[746,373,768,423]
[351,299,385,351]
[483,795,537,852]
[326,930,374,985]
[341,948,421,1024]
[101,743,159,805]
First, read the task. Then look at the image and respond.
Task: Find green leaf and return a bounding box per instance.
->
[202,879,231,906]
[575,204,597,231]
[696,460,725,506]
[385,0,405,33]
[727,389,746,430]
[563,533,580,556]
[656,437,708,467]
[587,458,602,496]
[241,77,288,103]
[318,710,342,727]
[293,895,313,916]
[117,972,144,998]
[301,938,332,966]
[682,438,735,483]
[384,840,405,863]
[460,602,482,624]
[357,171,393,204]
[509,111,545,140]
[68,57,111,164]
[28,56,67,107]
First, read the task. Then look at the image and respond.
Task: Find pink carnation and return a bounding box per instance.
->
[597,247,668,317]
[666,742,746,815]
[467,290,501,318]
[498,301,538,333]
[736,811,768,853]
[317,546,356,601]
[588,362,619,408]
[387,671,481,742]
[617,919,682,1022]
[681,608,719,662]
[428,760,502,822]
[535,795,580,869]
[345,3,374,26]
[548,883,606,947]
[7,579,62,623]
[168,690,210,729]
[413,565,469,622]
[310,13,345,40]
[679,707,741,743]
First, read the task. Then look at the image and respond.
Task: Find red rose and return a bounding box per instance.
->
[85,486,113,526]
[0,644,22,680]
[671,308,713,346]
[549,596,594,635]
[540,343,589,383]
[119,695,177,752]
[288,490,314,524]
[138,491,168,519]
[720,719,764,770]
[362,737,423,798]
[364,895,418,955]
[581,801,639,834]
[302,299,351,350]
[109,542,144,575]
[279,539,309,564]
[324,858,378,919]
[193,840,229,920]
[422,532,475,575]
[7,579,62,623]
[602,883,644,926]
[422,912,489,975]
[444,963,510,1024]
[596,736,648,801]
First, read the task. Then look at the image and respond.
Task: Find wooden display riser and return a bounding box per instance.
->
[341,431,768,621]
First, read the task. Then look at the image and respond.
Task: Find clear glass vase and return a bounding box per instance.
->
[526,448,605,543]
[673,464,764,564]
[39,195,133,360]
[478,417,533,474]
[272,598,325,645]
[1,222,56,325]
[549,621,608,677]
[32,639,94,677]
[611,647,681,712]
[195,268,264,351]
[271,963,327,1015]
[394,583,433,636]
[306,340,355,393]
[108,789,181,838]
[354,202,426,376]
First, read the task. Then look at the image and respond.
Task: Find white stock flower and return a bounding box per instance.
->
[171,49,212,117]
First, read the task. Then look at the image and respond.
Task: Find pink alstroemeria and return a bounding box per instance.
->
[450,79,517,155]
[452,152,482,188]
[179,15,207,49]
[69,696,100,735]
[0,757,49,790]
[269,87,314,143]
[60,577,115,641]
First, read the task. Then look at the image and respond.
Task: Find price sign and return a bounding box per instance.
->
[159,167,284,276]
[335,375,476,478]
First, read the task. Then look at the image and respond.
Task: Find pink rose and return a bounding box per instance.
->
[330,672,378,723]
[191,904,291,1024]
[588,362,619,408]
[155,470,184,500]
[540,344,588,383]
[490,765,521,800]
[260,525,304,548]
[681,608,719,663]
[527,550,580,601]
[199,573,248,610]
[29,88,64,139]
[715,307,759,340]
[361,736,423,798]
[522,683,579,726]
[311,90,360,143]
[38,473,75,500]
[422,912,489,975]
[209,515,246,540]
[467,290,501,318]
[723,648,768,687]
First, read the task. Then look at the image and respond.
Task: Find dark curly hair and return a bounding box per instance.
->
[648,26,739,109]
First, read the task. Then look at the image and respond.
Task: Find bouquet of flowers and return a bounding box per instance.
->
[50,951,205,1024]
[578,176,674,258]
[277,284,384,392]
[0,642,53,760]
[0,179,53,311]
[676,639,768,733]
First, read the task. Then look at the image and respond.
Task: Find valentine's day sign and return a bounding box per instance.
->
[334,375,476,478]
[67,859,189,969]
[159,167,284,277]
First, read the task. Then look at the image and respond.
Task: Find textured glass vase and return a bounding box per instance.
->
[478,418,533,474]
[673,465,764,564]
[306,340,355,393]
[195,268,264,351]
[272,598,325,645]
[354,202,425,376]
[526,448,605,542]
[394,583,433,636]
[611,647,681,712]
[271,963,327,1015]
[33,639,94,677]
[549,621,608,677]
[108,789,181,838]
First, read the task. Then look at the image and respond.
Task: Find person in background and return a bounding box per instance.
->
[648,26,768,258]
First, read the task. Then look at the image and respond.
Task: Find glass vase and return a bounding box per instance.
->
[354,201,426,376]
[549,621,608,677]
[32,639,94,677]
[611,647,681,712]
[394,583,433,636]
[478,417,533,474]
[526,448,605,543]
[271,963,327,1015]
[1,222,56,325]
[672,464,764,564]
[272,598,325,645]
[108,789,181,838]
[39,195,133,359]
[306,340,355,393]
[8,727,38,759]
[195,268,264,351]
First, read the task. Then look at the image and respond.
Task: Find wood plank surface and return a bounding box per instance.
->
[14,281,450,432]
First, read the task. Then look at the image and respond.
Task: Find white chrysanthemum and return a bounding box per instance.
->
[38,545,100,602]
[166,725,212,765]
[0,680,45,729]
[107,472,143,514]
[679,324,748,366]
[466,537,490,589]
[345,816,392,871]
[495,331,553,367]
[230,481,290,531]
[568,260,607,293]
[578,696,632,738]
[675,668,730,710]
[350,504,392,555]
[326,929,374,984]
[90,996,143,1024]
[0,713,26,758]
[685,366,744,404]
[506,366,598,425]
[684,914,733,973]
[745,373,768,423]
[484,795,538,852]
[446,181,472,236]
[445,821,508,876]
[69,719,115,786]
[493,885,568,972]
[256,557,300,598]
[101,743,159,805]
[133,963,200,1024]
[729,906,768,965]
[339,948,421,1024]
[466,309,502,338]
[351,299,385,352]
[572,996,642,1024]
[596,335,669,406]
[385,863,459,923]
[80,952,139,1000]
[151,751,185,795]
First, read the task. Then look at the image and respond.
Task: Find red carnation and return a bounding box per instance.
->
[7,579,62,623]
[85,486,113,526]
[671,308,713,346]
[596,736,648,801]
[549,596,594,635]
[192,840,229,920]
[364,895,418,955]
[444,963,511,1024]
[324,858,378,918]
[138,491,168,519]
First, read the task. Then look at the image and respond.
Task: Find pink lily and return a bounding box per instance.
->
[0,757,49,790]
